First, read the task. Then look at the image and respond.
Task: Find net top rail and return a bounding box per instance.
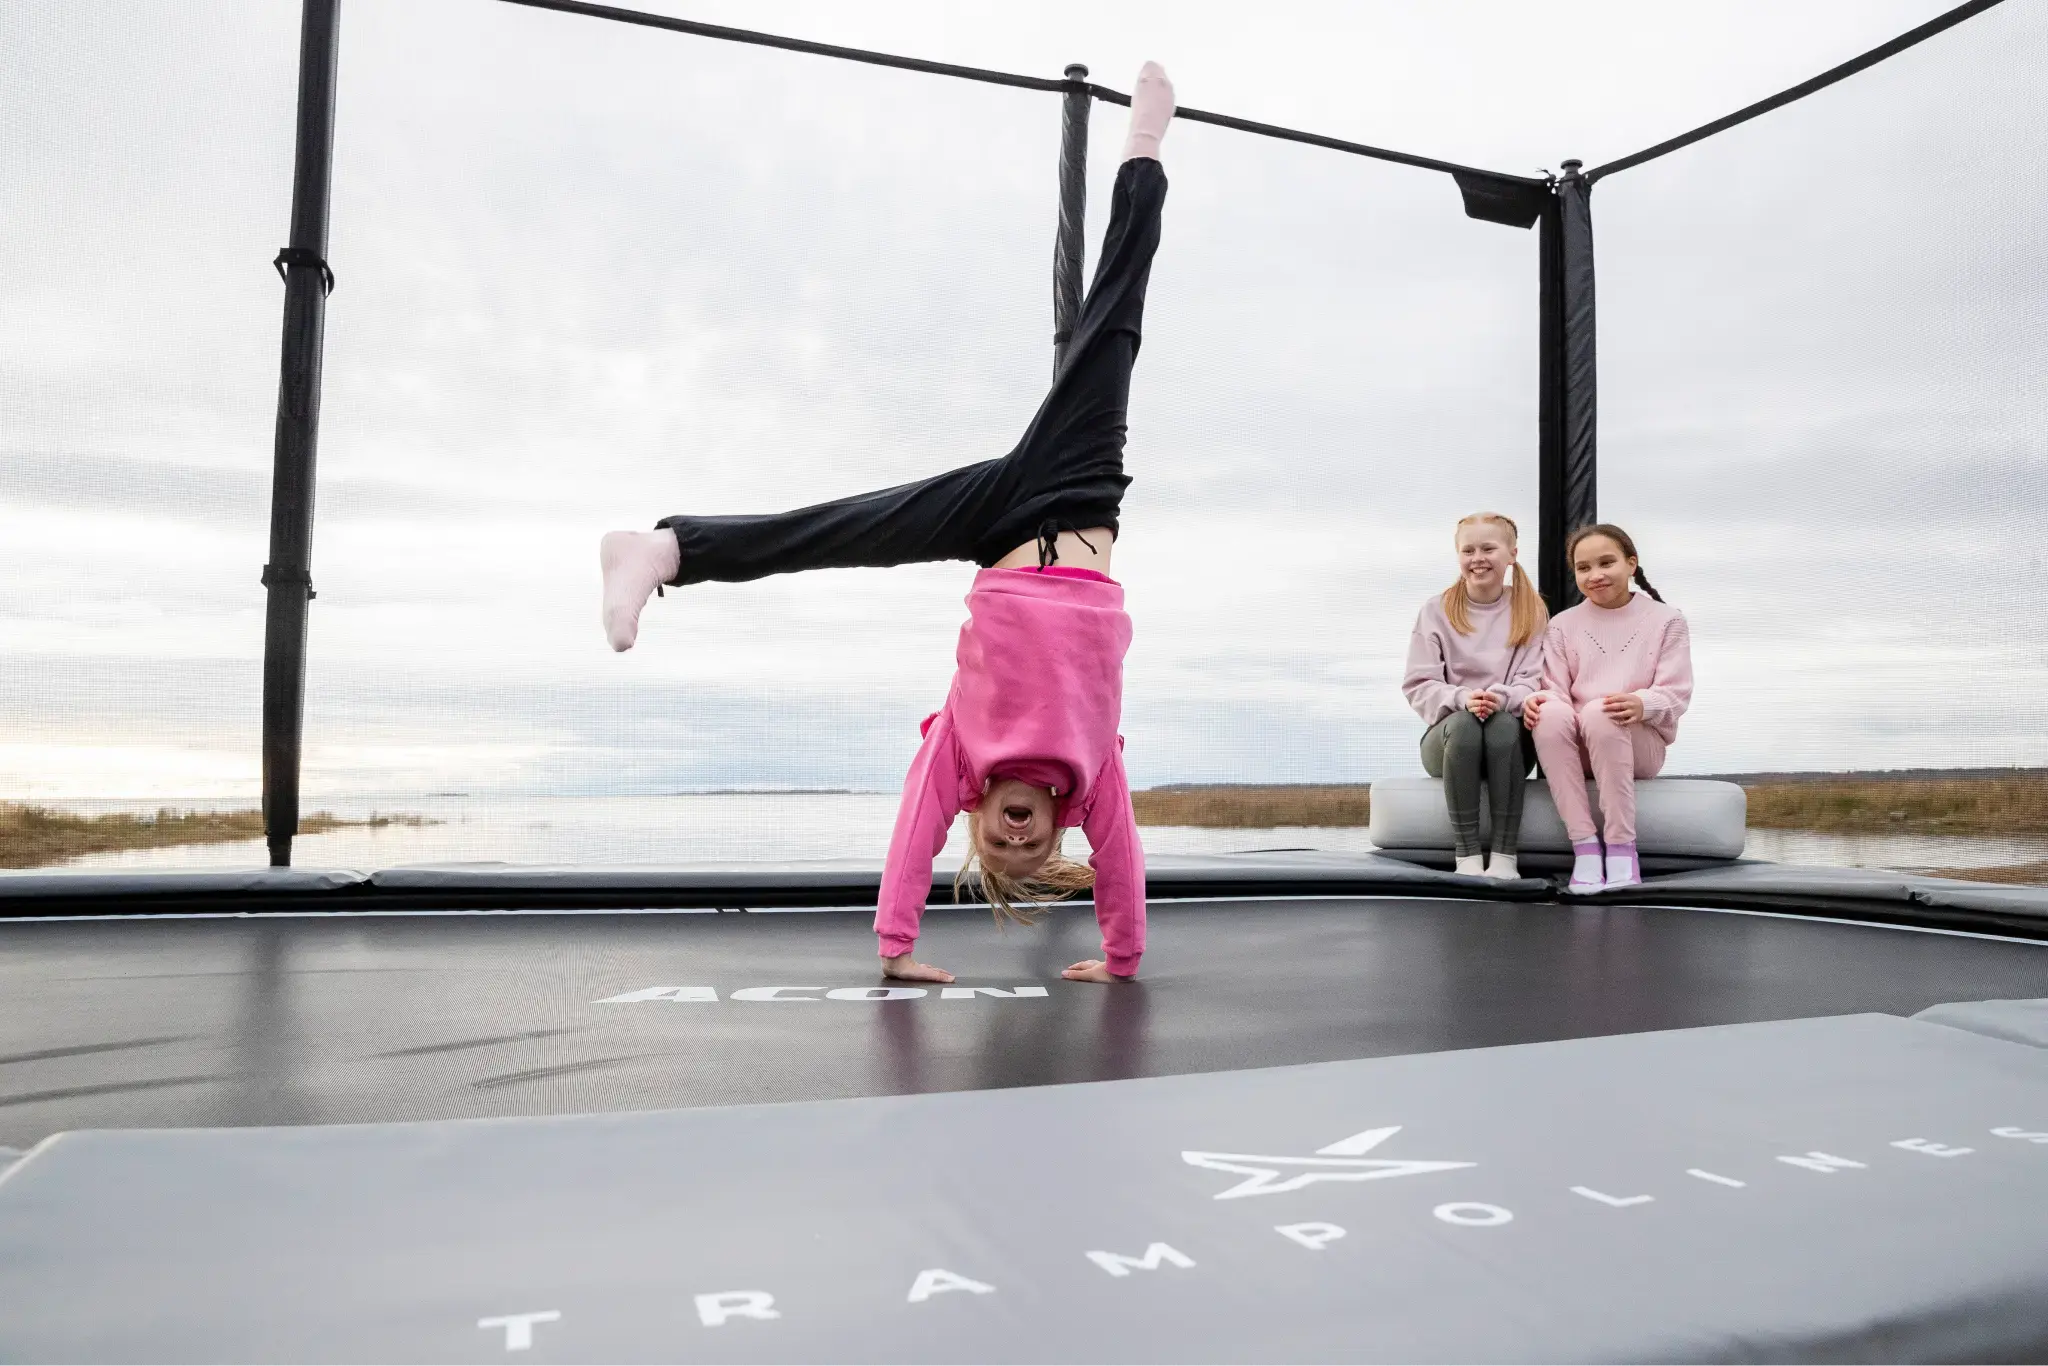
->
[498,0,1545,188]
[500,0,2010,188]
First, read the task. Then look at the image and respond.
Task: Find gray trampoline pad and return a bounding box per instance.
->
[1915,997,2048,1049]
[1,1012,2044,1363]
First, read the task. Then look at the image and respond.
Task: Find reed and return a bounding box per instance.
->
[1740,773,2048,836]
[1131,785,1371,829]
[1131,771,2048,836]
[0,804,435,869]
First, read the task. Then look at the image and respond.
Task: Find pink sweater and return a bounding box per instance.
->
[1533,593,1694,743]
[876,567,1145,976]
[1402,592,1546,724]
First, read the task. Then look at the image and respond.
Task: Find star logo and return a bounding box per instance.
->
[1181,1126,1475,1200]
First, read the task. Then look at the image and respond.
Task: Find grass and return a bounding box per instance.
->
[1131,771,2048,838]
[0,804,435,870]
[1738,772,2048,837]
[1131,785,1372,829]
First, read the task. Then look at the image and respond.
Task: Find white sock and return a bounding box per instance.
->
[1122,62,1175,161]
[1568,843,1604,892]
[1604,849,1641,888]
[1483,854,1518,880]
[599,529,681,652]
[1454,854,1484,877]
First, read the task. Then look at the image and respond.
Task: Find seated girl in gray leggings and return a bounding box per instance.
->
[1401,512,1548,878]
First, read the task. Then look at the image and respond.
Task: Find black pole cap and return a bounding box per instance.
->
[1064,62,1088,82]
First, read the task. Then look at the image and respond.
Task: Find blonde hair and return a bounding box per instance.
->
[1442,511,1547,647]
[955,817,1096,927]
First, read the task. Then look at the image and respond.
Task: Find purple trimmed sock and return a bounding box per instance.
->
[1603,842,1641,887]
[1569,840,1604,890]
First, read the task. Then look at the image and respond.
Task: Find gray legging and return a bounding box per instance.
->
[1420,708,1537,858]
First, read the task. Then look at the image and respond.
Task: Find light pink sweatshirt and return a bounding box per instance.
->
[876,566,1145,977]
[1402,592,1546,725]
[1532,593,1694,743]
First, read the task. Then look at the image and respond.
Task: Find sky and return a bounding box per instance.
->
[2,0,2045,801]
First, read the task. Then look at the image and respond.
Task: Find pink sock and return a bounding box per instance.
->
[1122,62,1175,161]
[599,529,680,652]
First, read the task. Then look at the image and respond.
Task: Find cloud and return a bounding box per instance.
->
[4,0,2046,806]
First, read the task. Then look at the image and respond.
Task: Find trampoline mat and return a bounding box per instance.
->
[2,897,2046,1151]
[2,1011,2045,1362]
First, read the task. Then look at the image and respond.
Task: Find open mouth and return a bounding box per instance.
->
[1003,805,1033,825]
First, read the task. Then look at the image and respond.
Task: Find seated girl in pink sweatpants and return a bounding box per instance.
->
[594,66,1179,984]
[1523,524,1693,893]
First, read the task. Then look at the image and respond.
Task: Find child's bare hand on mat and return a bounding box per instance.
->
[1601,693,1646,725]
[1062,959,1131,984]
[882,954,955,984]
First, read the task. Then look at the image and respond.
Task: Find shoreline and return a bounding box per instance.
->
[0,804,434,871]
[7,772,2044,883]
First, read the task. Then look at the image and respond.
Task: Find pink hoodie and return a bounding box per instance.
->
[1531,593,1694,744]
[875,566,1145,977]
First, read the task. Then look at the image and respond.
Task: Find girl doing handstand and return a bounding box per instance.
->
[596,66,1179,984]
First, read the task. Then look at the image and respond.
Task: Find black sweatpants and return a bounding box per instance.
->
[659,157,1167,584]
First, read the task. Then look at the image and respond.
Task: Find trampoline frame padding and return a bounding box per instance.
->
[3,856,2044,940]
[2,1011,2044,1362]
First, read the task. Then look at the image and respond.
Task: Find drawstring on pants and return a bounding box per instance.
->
[1035,519,1098,568]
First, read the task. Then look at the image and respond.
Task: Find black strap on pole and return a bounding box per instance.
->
[1536,161,1599,612]
[272,246,336,295]
[1052,64,1090,373]
[262,0,342,869]
[1586,0,2008,182]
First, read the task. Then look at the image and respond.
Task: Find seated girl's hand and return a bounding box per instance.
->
[1521,693,1547,728]
[882,954,955,984]
[1601,693,1646,725]
[1464,691,1497,720]
[1062,959,1131,984]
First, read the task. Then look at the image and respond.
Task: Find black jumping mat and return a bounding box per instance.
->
[1,1011,2044,1362]
[5,899,2047,1150]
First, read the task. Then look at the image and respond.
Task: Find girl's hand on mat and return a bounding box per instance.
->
[1465,692,1497,719]
[882,954,955,984]
[1522,694,1548,728]
[1601,693,1645,725]
[1062,959,1129,984]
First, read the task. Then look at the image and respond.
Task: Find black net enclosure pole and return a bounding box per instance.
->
[1536,160,1598,611]
[261,0,342,868]
[1537,194,1564,609]
[1052,63,1090,372]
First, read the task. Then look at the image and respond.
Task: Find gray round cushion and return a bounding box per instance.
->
[1368,775,1747,858]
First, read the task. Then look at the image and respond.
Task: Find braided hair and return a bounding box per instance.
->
[1565,523,1665,603]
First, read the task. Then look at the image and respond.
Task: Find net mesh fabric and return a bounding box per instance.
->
[1597,0,2047,776]
[4,1,2039,870]
[0,1,298,813]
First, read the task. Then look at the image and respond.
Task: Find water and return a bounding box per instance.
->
[1738,827,2046,877]
[38,794,2047,878]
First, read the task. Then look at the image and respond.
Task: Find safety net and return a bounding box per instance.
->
[1595,0,2047,868]
[2,0,2041,879]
